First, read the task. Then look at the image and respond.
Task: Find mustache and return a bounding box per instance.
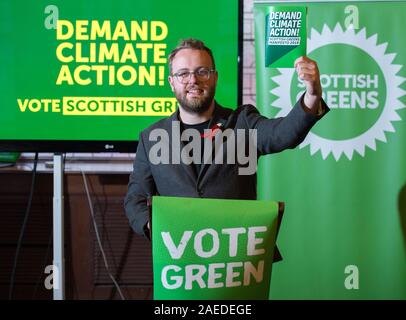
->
[186,85,204,91]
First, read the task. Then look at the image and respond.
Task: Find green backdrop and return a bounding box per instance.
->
[255,0,406,299]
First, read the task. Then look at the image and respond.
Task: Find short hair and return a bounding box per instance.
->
[168,38,216,73]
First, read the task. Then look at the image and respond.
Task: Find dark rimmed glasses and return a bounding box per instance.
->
[172,67,216,84]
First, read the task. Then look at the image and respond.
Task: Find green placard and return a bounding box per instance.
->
[152,196,281,300]
[0,152,20,163]
[265,6,307,68]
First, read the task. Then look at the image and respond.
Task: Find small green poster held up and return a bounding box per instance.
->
[265,6,307,68]
[152,196,283,300]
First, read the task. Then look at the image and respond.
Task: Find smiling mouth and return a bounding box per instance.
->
[187,88,204,96]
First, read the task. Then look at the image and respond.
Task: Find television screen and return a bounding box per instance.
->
[0,0,241,152]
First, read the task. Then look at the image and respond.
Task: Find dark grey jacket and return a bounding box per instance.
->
[124,98,328,237]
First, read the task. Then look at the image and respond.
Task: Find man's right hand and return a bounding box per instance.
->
[294,56,322,113]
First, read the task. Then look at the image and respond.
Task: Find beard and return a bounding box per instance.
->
[174,84,216,114]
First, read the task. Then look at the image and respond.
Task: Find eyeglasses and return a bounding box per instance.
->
[171,67,216,84]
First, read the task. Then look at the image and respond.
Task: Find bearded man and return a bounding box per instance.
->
[124,38,329,239]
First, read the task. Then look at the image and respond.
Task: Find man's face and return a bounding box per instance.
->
[168,48,218,114]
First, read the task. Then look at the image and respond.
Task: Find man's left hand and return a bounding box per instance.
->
[294,56,322,112]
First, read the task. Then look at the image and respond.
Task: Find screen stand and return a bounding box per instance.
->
[53,153,65,300]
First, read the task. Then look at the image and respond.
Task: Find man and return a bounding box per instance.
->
[124,38,328,239]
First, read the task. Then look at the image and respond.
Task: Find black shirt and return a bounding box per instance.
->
[180,119,210,176]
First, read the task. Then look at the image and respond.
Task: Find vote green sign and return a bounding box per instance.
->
[255,1,406,299]
[152,197,281,300]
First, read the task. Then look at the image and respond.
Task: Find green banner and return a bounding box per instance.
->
[152,196,281,300]
[255,1,406,299]
[265,6,307,68]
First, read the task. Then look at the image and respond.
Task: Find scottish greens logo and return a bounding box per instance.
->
[271,23,406,160]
